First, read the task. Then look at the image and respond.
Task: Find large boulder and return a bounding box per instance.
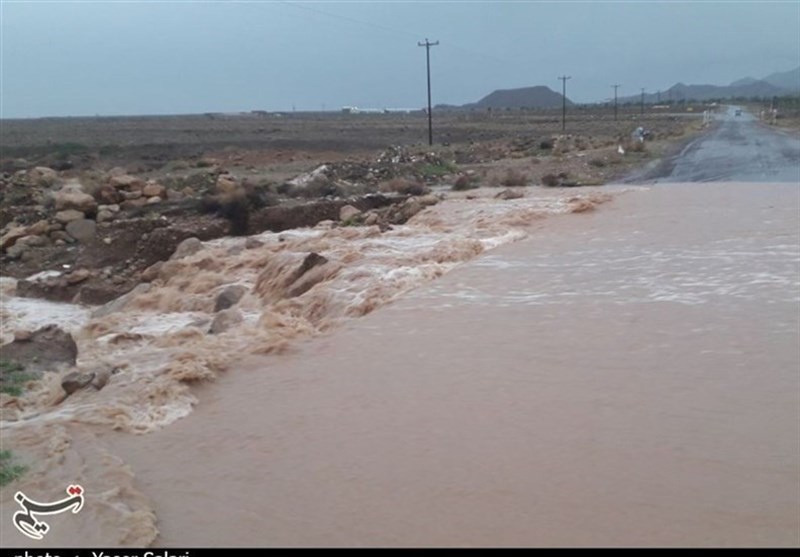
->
[91,283,151,318]
[339,205,362,222]
[214,284,248,312]
[54,183,97,213]
[28,166,58,187]
[209,308,243,334]
[61,371,96,395]
[0,325,78,375]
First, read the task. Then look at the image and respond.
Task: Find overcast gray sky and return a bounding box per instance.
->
[2,0,799,117]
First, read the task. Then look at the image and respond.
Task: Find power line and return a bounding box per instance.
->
[419,39,439,146]
[279,1,515,67]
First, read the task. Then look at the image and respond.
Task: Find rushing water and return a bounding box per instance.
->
[2,183,797,546]
[1,186,616,546]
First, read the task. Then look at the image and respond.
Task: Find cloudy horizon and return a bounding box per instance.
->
[2,0,799,118]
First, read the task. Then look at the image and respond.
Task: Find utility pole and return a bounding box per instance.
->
[418,38,439,146]
[558,75,571,131]
[640,88,645,116]
[611,84,620,121]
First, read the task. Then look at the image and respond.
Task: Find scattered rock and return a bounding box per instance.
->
[0,227,29,251]
[339,204,362,222]
[495,188,524,200]
[140,261,163,282]
[5,243,29,260]
[0,325,78,375]
[122,190,143,200]
[28,166,58,187]
[96,210,115,223]
[96,184,123,205]
[146,196,162,204]
[91,283,151,318]
[170,237,202,260]
[120,197,148,210]
[106,167,128,178]
[54,185,97,213]
[244,237,264,249]
[216,174,238,195]
[65,219,97,243]
[17,234,48,248]
[13,330,33,341]
[110,174,144,190]
[55,209,86,224]
[416,194,440,207]
[208,308,243,334]
[61,371,96,395]
[49,230,75,244]
[91,366,118,390]
[214,284,248,312]
[65,269,92,284]
[142,182,166,198]
[26,220,50,236]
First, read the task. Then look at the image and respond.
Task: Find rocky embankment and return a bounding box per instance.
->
[1,153,451,305]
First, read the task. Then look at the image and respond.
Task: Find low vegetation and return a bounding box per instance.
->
[0,359,34,397]
[0,450,27,487]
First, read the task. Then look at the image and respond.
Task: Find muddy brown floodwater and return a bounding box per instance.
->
[96,182,799,547]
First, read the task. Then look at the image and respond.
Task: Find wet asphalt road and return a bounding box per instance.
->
[635,106,800,183]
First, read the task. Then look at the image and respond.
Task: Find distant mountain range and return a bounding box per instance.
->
[619,66,799,104]
[438,67,798,110]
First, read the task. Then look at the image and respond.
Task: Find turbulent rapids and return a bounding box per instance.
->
[0,187,613,546]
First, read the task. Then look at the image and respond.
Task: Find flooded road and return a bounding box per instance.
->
[638,106,800,183]
[106,183,800,547]
[3,106,798,547]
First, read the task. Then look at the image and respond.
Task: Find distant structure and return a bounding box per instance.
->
[341,106,417,114]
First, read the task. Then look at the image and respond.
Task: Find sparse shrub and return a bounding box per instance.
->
[451,174,477,191]
[379,178,429,196]
[588,158,606,168]
[98,144,121,156]
[539,139,554,150]
[500,168,528,187]
[201,192,250,236]
[541,173,560,187]
[183,171,217,194]
[241,178,279,209]
[0,359,33,397]
[0,450,26,486]
[419,161,458,178]
[627,141,646,153]
[52,142,89,160]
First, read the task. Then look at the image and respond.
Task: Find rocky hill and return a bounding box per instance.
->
[463,86,573,110]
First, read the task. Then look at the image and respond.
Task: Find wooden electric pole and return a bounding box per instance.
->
[559,75,571,131]
[612,84,620,121]
[418,38,439,146]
